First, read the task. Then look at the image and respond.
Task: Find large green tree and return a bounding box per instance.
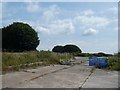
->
[63,45,82,53]
[52,44,82,53]
[52,46,64,53]
[2,22,39,52]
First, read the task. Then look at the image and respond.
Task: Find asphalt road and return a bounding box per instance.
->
[2,57,119,89]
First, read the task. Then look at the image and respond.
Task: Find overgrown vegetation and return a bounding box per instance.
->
[95,54,120,71]
[76,52,113,57]
[2,51,74,73]
[105,54,120,71]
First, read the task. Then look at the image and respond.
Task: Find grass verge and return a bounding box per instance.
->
[2,51,74,73]
[105,54,120,71]
[95,54,120,71]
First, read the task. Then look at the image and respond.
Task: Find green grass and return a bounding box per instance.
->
[105,55,120,71]
[2,51,74,73]
[95,54,120,71]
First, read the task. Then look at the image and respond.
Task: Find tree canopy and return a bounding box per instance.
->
[52,46,64,53]
[2,22,39,52]
[52,44,82,53]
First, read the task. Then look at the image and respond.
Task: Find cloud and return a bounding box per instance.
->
[42,4,60,24]
[36,19,75,35]
[35,6,110,36]
[35,4,75,35]
[2,3,111,37]
[0,3,2,27]
[73,15,110,28]
[26,2,40,13]
[108,7,117,14]
[114,27,118,31]
[101,7,117,14]
[75,40,117,54]
[0,3,2,19]
[83,28,98,36]
[83,9,94,16]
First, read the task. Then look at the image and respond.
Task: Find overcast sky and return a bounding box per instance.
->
[1,2,118,54]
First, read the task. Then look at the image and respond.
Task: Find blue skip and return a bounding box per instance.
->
[89,57,107,67]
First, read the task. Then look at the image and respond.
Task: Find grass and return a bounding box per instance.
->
[3,51,119,73]
[2,51,74,73]
[95,54,120,71]
[105,54,120,71]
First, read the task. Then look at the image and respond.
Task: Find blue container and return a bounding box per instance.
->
[89,57,107,67]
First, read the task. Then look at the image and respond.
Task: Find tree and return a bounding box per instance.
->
[63,44,82,53]
[2,22,39,52]
[52,44,82,53]
[52,46,64,53]
[92,52,113,57]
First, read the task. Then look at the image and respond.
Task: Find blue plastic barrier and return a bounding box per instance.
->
[89,57,107,67]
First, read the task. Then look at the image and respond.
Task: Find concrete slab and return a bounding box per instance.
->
[19,65,92,88]
[0,75,2,89]
[2,65,70,88]
[2,57,91,88]
[82,69,118,88]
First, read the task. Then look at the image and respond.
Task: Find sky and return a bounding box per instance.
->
[1,2,118,54]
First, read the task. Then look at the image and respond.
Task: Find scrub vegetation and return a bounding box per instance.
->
[2,51,74,73]
[106,54,120,71]
[95,54,120,71]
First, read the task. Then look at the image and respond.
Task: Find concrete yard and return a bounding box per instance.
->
[2,57,119,89]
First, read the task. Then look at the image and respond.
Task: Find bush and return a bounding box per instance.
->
[76,53,93,57]
[92,52,113,57]
[106,55,120,71]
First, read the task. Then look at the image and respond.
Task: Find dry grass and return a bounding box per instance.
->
[2,51,74,73]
